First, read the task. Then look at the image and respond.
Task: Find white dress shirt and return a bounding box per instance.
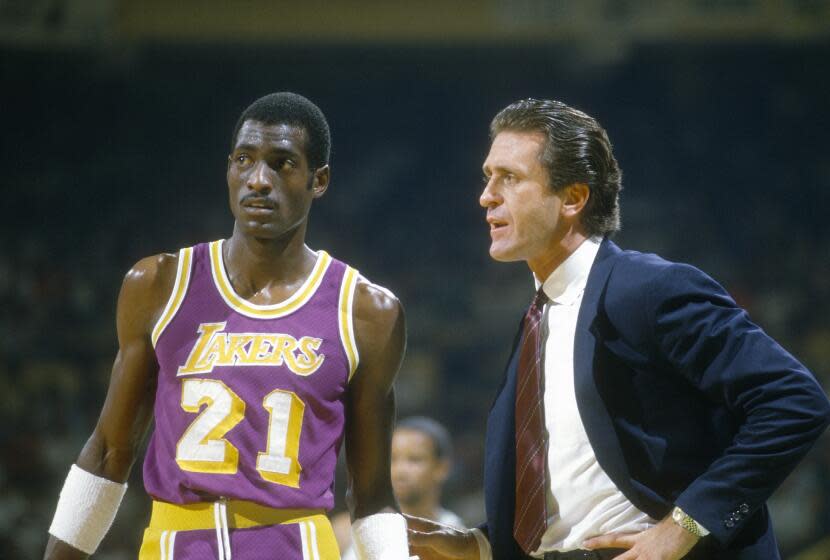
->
[534,237,656,555]
[473,238,657,560]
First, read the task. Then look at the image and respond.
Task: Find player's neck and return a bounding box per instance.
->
[225,226,316,289]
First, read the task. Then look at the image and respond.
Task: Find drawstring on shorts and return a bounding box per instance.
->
[213,499,232,560]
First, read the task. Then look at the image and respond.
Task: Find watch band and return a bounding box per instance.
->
[671,506,709,537]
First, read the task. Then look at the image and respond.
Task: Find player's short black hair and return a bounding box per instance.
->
[231,92,331,170]
[397,416,453,461]
[491,98,622,237]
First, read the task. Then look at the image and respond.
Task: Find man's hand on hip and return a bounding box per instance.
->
[582,515,700,560]
[405,515,480,560]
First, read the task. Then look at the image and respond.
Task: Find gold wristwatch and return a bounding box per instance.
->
[671,506,708,538]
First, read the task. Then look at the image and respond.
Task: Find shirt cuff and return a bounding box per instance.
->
[470,528,492,560]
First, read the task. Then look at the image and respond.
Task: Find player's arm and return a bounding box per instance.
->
[343,277,408,559]
[44,253,178,560]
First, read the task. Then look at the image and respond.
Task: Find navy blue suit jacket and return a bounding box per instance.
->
[481,239,830,559]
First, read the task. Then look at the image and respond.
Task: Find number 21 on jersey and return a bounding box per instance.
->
[175,379,306,488]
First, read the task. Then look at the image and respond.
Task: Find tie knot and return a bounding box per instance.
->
[531,288,548,312]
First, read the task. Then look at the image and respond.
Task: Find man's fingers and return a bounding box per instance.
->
[407,530,437,548]
[408,545,440,560]
[583,532,637,550]
[408,547,444,560]
[404,513,442,532]
[408,529,458,554]
[407,529,479,560]
[403,514,479,560]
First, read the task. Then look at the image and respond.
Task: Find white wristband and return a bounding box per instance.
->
[351,512,409,560]
[48,464,128,554]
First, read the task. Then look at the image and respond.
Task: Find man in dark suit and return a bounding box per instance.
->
[408,98,830,559]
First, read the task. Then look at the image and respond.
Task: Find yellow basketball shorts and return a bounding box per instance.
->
[138,499,340,560]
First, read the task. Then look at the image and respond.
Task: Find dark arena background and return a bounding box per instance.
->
[2,1,829,558]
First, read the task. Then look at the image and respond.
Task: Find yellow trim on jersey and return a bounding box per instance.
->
[338,267,360,381]
[209,240,332,319]
[151,247,194,348]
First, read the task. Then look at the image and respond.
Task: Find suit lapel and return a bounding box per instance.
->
[483,317,526,558]
[573,239,646,510]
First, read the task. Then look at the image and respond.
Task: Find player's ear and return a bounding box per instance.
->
[560,182,590,218]
[312,165,330,198]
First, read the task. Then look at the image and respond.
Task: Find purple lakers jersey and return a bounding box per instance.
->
[143,240,360,511]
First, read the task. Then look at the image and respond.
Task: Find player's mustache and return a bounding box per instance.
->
[240,193,276,207]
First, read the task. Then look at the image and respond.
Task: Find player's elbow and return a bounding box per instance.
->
[101,446,139,482]
[77,431,138,483]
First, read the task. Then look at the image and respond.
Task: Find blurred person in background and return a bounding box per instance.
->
[335,417,464,559]
[407,98,830,560]
[392,417,464,529]
[43,92,410,560]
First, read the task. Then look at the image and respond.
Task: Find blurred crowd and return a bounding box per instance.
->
[1,42,828,558]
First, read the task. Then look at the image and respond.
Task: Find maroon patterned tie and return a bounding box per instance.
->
[513,288,549,555]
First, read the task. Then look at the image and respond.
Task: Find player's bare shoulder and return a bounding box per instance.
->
[117,252,180,338]
[352,275,405,335]
[351,275,406,385]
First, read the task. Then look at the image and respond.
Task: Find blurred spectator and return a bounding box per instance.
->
[332,417,464,559]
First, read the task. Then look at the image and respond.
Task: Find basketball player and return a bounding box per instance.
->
[44,93,410,559]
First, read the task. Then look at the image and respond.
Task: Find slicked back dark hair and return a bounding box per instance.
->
[231,92,331,170]
[490,98,622,237]
[397,416,453,461]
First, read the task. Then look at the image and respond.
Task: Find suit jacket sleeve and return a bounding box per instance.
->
[645,262,830,544]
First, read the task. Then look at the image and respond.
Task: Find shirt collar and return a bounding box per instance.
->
[534,237,602,305]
